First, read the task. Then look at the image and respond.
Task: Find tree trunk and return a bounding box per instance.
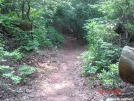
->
[119,46,134,85]
[21,0,25,20]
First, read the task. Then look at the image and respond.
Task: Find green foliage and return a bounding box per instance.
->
[47,27,64,45]
[1,0,133,91]
[0,0,65,89]
[0,66,12,74]
[0,65,22,85]
[51,0,103,39]
[0,0,64,51]
[0,15,13,26]
[32,17,53,48]
[127,23,134,35]
[43,0,59,24]
[1,64,36,84]
[10,75,22,84]
[30,0,64,48]
[8,26,38,51]
[0,43,23,62]
[0,44,5,60]
[18,64,36,83]
[21,38,40,51]
[2,72,22,84]
[0,47,23,61]
[99,0,134,28]
[82,40,120,76]
[33,22,64,48]
[0,43,35,85]
[0,15,36,51]
[97,63,121,88]
[82,17,121,88]
[9,49,23,61]
[0,64,36,85]
[82,20,121,74]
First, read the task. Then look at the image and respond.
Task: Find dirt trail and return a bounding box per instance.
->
[16,34,103,101]
[3,34,134,101]
[27,34,101,101]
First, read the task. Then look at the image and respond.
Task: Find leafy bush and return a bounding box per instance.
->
[0,43,23,61]
[97,63,121,88]
[0,43,35,85]
[21,38,40,51]
[9,48,23,61]
[51,0,103,39]
[81,19,121,88]
[33,25,64,48]
[0,64,22,85]
[18,64,36,83]
[82,40,120,75]
[2,71,22,84]
[82,20,121,75]
[0,66,12,74]
[1,64,36,84]
[127,23,134,36]
[47,27,64,46]
[0,15,36,51]
[0,1,64,51]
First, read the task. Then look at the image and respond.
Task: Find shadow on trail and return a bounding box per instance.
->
[61,34,87,51]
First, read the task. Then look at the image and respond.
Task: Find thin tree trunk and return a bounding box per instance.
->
[22,0,25,20]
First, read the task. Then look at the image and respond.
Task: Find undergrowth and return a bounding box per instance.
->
[97,63,121,88]
[0,44,36,86]
[82,20,121,88]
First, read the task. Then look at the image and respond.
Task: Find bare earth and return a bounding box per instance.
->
[21,34,103,101]
[30,34,100,101]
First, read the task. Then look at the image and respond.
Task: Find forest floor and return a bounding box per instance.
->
[2,34,134,101]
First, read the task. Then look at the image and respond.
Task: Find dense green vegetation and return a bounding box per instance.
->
[82,0,134,88]
[0,0,65,91]
[0,0,134,95]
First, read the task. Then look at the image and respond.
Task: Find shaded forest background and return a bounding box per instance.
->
[0,0,134,99]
